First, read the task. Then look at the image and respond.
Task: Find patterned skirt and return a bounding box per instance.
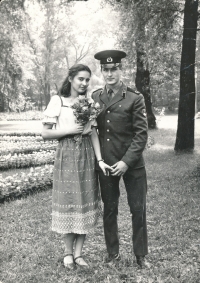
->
[52,135,101,234]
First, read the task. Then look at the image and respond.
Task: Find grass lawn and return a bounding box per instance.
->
[0,116,200,283]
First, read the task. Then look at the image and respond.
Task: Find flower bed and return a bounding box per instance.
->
[0,132,41,137]
[0,150,55,170]
[0,145,56,156]
[0,132,58,158]
[0,141,57,156]
[0,132,56,202]
[0,135,43,141]
[0,165,53,203]
[0,111,43,121]
[0,128,154,204]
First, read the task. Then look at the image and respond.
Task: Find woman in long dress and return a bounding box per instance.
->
[42,64,111,269]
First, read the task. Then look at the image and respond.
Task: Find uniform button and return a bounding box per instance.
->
[107,110,110,113]
[107,138,110,141]
[107,129,110,132]
[107,120,110,123]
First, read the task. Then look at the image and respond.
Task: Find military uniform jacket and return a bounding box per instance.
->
[91,82,148,169]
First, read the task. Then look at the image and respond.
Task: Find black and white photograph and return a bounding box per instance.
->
[0,0,199,282]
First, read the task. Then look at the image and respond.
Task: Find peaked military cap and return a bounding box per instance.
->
[94,50,126,64]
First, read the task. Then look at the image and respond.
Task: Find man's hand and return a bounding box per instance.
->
[110,161,129,176]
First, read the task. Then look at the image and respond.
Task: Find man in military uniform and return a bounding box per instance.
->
[92,50,148,268]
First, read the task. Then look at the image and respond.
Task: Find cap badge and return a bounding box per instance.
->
[107,57,113,62]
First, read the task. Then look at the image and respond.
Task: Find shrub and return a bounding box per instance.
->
[0,165,53,203]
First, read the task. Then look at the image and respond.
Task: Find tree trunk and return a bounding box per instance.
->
[135,50,157,129]
[44,81,51,107]
[174,0,198,151]
[134,0,156,129]
[0,92,5,112]
[43,0,53,107]
[39,91,43,111]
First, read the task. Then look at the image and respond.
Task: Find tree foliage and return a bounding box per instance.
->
[0,0,119,111]
[0,0,26,111]
[105,1,185,110]
[1,0,199,119]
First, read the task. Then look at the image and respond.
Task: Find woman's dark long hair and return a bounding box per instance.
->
[60,64,92,97]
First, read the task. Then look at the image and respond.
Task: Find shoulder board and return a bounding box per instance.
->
[92,88,103,94]
[127,87,140,95]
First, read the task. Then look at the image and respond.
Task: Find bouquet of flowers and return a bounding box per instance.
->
[71,97,101,146]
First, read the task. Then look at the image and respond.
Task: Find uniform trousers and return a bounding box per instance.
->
[98,167,148,256]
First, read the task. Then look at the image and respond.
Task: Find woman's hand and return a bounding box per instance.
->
[68,123,84,135]
[42,123,84,140]
[98,161,113,176]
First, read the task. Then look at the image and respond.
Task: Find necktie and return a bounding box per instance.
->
[108,89,114,101]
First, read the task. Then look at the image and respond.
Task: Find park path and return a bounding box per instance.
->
[0,115,199,142]
[0,120,42,132]
[0,115,179,132]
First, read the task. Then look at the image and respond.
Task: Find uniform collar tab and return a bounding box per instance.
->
[121,83,127,98]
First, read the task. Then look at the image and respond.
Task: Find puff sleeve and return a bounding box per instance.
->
[42,95,62,125]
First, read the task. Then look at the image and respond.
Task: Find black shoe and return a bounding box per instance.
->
[105,253,121,263]
[136,256,149,269]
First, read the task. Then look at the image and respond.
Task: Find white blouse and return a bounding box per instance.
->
[42,95,97,135]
